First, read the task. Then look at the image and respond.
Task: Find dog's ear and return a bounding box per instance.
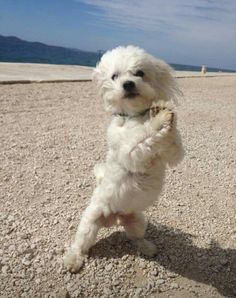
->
[92,58,110,93]
[150,57,182,103]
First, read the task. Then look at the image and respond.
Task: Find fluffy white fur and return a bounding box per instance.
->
[64,46,184,273]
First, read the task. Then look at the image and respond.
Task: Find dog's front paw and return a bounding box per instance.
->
[150,103,174,132]
[63,249,85,273]
[150,105,161,118]
[135,239,158,257]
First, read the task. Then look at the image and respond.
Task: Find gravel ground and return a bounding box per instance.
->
[0,77,236,298]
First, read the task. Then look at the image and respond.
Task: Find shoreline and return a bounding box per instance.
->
[1,62,236,85]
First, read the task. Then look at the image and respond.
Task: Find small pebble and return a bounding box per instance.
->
[156,279,165,285]
[2,265,9,274]
[105,264,113,271]
[170,282,179,289]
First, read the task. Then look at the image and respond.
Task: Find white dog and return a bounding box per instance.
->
[64,46,184,273]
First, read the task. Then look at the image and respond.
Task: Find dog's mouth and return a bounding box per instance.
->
[124,92,139,99]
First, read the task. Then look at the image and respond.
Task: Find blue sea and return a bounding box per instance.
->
[170,63,236,73]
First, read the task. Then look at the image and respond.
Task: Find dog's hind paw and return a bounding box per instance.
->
[135,239,158,257]
[63,249,85,273]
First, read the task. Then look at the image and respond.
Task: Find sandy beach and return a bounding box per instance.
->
[1,75,236,297]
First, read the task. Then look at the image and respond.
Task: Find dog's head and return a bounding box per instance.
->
[93,46,179,115]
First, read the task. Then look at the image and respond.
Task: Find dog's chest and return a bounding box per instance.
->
[108,117,145,146]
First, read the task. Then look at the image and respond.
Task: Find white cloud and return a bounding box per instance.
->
[77,0,236,68]
[79,0,236,33]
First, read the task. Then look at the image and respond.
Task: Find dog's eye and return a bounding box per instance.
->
[111,73,118,80]
[134,70,144,77]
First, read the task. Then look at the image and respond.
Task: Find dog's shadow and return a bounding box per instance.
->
[90,223,236,297]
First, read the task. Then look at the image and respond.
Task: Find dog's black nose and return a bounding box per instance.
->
[123,81,135,92]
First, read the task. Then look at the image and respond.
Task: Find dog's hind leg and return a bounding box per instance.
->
[64,203,103,273]
[94,162,106,185]
[122,212,157,257]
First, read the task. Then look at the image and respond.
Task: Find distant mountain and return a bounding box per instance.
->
[0,35,235,72]
[0,35,100,66]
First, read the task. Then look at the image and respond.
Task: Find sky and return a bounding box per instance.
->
[0,0,236,69]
